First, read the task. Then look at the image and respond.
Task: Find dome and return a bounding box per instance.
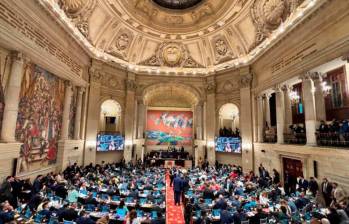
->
[40,0,317,75]
[152,0,203,10]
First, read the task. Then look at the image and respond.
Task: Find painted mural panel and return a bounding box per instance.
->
[15,63,65,173]
[69,87,77,139]
[146,110,193,146]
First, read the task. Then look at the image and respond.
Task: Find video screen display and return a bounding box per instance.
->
[96,134,124,151]
[146,110,193,146]
[215,137,241,153]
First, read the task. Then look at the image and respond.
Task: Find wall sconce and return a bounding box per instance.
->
[289,89,300,104]
[321,81,331,96]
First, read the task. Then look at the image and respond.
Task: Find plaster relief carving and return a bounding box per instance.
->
[239,73,253,88]
[107,30,134,59]
[135,0,159,18]
[59,0,96,38]
[140,42,203,68]
[212,36,235,64]
[165,16,184,25]
[191,3,214,22]
[250,0,304,51]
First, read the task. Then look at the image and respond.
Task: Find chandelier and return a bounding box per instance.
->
[321,81,331,96]
[289,89,300,104]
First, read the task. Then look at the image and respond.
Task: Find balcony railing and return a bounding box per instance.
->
[316,132,349,147]
[284,133,306,145]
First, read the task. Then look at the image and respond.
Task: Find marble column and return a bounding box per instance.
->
[263,93,271,128]
[312,72,327,122]
[124,73,136,163]
[137,100,145,139]
[205,77,216,165]
[282,85,293,133]
[1,52,24,142]
[256,95,264,143]
[301,73,317,145]
[61,82,73,140]
[74,87,84,140]
[195,102,203,140]
[239,68,254,172]
[275,86,285,144]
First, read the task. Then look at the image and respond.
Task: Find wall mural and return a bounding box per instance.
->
[146,110,193,146]
[15,63,65,173]
[69,87,77,139]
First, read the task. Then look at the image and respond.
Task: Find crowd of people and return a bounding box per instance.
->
[219,128,240,138]
[170,163,348,224]
[0,162,166,224]
[316,119,349,146]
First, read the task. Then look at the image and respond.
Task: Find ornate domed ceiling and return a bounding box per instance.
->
[39,0,322,76]
[152,0,203,10]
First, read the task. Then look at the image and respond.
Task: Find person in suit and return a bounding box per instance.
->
[173,174,183,206]
[76,210,95,224]
[213,194,228,210]
[220,207,234,224]
[0,177,14,207]
[309,177,319,196]
[232,207,247,224]
[297,176,309,192]
[272,169,280,185]
[250,207,268,224]
[321,178,333,206]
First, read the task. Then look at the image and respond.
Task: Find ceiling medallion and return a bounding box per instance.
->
[152,0,203,10]
[161,43,183,67]
[140,42,203,68]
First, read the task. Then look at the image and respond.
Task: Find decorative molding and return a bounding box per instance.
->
[250,0,305,51]
[0,1,83,76]
[140,42,204,68]
[239,73,253,88]
[126,79,137,91]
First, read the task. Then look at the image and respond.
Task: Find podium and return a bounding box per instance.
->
[164,160,175,168]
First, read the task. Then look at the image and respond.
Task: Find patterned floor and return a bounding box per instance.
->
[166,172,185,224]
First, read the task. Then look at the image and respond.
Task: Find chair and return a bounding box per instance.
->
[101,205,109,213]
[63,220,75,224]
[260,218,268,224]
[212,209,220,217]
[151,211,158,219]
[241,221,250,224]
[33,213,44,223]
[112,195,120,201]
[85,204,96,212]
[48,216,59,224]
[24,208,32,220]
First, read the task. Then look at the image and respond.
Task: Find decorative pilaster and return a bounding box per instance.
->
[124,73,137,163]
[61,81,73,140]
[301,73,317,145]
[282,85,293,133]
[263,93,271,128]
[274,85,285,144]
[256,95,264,143]
[137,99,145,139]
[84,66,102,165]
[74,87,84,139]
[205,76,216,165]
[239,67,254,172]
[311,72,326,122]
[195,101,204,140]
[1,51,24,142]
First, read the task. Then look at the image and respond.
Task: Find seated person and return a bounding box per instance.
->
[250,206,268,224]
[0,201,15,224]
[76,210,95,224]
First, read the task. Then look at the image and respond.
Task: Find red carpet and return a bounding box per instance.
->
[166,172,185,224]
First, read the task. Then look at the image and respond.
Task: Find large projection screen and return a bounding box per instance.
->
[146,110,193,146]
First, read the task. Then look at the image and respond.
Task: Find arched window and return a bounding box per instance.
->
[100,100,122,133]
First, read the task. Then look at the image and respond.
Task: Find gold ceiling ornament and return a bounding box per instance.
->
[140,42,204,68]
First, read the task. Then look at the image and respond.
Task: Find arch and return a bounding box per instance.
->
[142,82,201,107]
[99,99,122,133]
[218,103,240,132]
